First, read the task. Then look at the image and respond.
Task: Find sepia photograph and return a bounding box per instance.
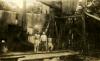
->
[0,0,100,61]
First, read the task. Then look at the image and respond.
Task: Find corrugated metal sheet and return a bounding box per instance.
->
[6,11,17,24]
[41,4,50,14]
[17,13,23,26]
[26,13,46,33]
[62,0,79,15]
[1,11,17,24]
[26,13,33,28]
[0,10,4,21]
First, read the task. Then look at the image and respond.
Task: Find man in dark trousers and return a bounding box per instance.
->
[40,32,47,51]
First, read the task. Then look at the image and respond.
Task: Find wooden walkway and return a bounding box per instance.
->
[0,50,79,61]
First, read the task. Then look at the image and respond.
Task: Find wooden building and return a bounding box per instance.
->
[0,0,100,61]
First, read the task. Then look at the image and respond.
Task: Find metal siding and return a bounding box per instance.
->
[62,0,79,14]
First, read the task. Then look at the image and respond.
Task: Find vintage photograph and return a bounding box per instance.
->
[0,0,100,61]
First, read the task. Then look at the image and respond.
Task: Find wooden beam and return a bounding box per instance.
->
[0,51,79,61]
[85,12,100,21]
[18,51,79,61]
[55,15,82,18]
[0,56,24,60]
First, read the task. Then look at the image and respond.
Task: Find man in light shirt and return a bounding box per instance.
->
[40,32,47,51]
[48,38,53,51]
[34,33,40,52]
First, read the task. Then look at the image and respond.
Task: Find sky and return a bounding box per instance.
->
[3,0,38,9]
[3,0,82,9]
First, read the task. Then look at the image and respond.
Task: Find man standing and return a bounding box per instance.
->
[48,38,53,51]
[40,32,47,51]
[34,33,40,52]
